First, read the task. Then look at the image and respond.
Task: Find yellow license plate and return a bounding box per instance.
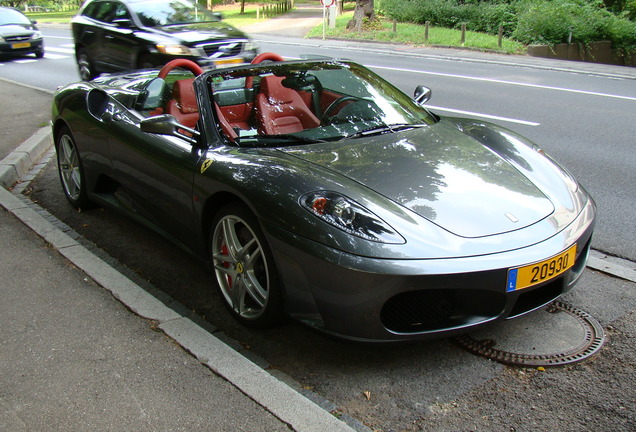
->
[214,58,243,65]
[12,42,31,49]
[507,244,577,292]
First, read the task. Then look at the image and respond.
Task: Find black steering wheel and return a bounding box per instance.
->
[320,96,361,125]
[157,58,204,80]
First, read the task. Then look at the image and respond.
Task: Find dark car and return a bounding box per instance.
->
[72,0,258,80]
[0,7,44,58]
[51,54,596,342]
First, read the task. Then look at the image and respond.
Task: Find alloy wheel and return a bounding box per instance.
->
[212,213,271,321]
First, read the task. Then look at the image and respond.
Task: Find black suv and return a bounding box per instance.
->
[72,0,258,80]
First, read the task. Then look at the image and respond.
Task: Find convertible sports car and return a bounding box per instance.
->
[51,53,596,342]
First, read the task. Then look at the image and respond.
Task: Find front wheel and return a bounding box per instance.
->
[56,127,91,209]
[210,203,283,328]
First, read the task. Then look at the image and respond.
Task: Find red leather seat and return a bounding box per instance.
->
[166,79,199,129]
[256,75,319,135]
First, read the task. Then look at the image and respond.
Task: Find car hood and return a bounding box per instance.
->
[282,121,556,238]
[153,22,247,43]
[0,24,36,37]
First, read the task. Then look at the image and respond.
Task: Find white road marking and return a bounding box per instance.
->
[45,46,75,54]
[427,105,540,126]
[44,53,69,60]
[14,59,38,64]
[369,64,636,102]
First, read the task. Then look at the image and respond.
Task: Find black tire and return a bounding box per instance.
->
[76,48,97,81]
[34,48,44,59]
[55,127,91,209]
[210,203,284,328]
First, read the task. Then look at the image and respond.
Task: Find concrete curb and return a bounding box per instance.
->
[589,251,636,284]
[0,127,51,189]
[0,128,358,432]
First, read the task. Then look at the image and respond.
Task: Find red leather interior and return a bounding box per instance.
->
[219,103,253,130]
[215,103,238,142]
[255,76,320,135]
[166,79,199,129]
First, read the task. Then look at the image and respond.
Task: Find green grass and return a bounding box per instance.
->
[23,5,526,54]
[25,10,78,24]
[221,6,263,28]
[306,12,526,54]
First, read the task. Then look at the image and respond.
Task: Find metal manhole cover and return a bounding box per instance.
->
[455,301,605,367]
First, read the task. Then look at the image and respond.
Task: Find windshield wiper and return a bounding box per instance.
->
[240,134,329,146]
[344,123,428,140]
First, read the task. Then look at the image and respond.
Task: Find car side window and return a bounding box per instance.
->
[111,3,131,23]
[86,1,118,24]
[81,2,99,19]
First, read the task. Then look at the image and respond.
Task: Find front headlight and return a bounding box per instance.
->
[32,31,42,40]
[156,44,194,56]
[301,191,404,244]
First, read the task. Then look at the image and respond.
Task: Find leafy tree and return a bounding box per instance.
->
[0,0,29,7]
[347,0,377,30]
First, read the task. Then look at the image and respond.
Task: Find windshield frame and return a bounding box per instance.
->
[205,60,438,148]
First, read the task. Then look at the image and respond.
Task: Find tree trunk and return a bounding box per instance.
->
[346,0,375,31]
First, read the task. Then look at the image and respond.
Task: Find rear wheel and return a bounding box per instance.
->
[76,48,97,81]
[56,127,91,209]
[210,203,283,327]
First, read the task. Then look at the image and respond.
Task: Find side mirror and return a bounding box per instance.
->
[140,114,199,145]
[413,85,431,106]
[212,12,223,20]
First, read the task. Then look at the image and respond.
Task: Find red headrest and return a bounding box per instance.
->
[260,76,294,105]
[173,79,198,114]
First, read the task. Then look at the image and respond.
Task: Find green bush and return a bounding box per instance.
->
[605,13,636,49]
[377,0,636,50]
[377,0,518,36]
[512,0,636,49]
[624,0,636,19]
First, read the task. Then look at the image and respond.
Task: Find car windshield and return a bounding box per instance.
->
[0,8,32,25]
[129,0,220,27]
[208,61,437,147]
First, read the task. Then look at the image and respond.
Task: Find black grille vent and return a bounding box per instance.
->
[5,35,31,43]
[201,41,243,58]
[381,289,505,334]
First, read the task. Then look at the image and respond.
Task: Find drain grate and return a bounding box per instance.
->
[455,301,605,367]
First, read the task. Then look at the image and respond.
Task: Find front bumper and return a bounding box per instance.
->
[0,38,43,56]
[264,197,596,342]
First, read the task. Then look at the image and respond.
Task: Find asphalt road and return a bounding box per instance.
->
[3,27,634,262]
[2,28,636,431]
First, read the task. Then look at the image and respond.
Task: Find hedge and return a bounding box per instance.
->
[377,0,636,50]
